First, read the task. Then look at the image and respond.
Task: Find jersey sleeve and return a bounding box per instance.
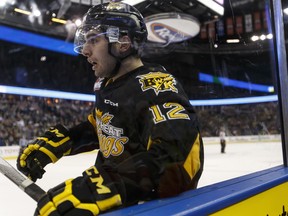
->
[143,100,204,198]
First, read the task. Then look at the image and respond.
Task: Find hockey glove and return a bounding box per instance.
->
[17,124,72,181]
[35,165,123,216]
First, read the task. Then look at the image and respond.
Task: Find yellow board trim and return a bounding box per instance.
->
[210,182,288,216]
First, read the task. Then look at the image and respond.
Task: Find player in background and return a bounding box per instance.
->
[219,127,226,153]
[16,2,204,215]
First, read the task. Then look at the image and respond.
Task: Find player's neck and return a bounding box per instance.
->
[111,56,143,81]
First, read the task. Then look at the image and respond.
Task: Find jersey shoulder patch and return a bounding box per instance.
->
[136,71,178,95]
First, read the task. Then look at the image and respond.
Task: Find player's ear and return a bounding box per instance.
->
[118,35,131,52]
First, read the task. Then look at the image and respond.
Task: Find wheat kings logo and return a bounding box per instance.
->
[137,72,178,95]
[96,109,129,158]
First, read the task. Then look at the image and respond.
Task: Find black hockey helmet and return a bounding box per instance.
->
[74,1,148,54]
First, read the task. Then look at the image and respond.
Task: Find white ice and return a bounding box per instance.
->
[0,142,283,216]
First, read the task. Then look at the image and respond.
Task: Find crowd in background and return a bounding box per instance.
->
[0,94,93,146]
[197,102,280,137]
[0,94,281,146]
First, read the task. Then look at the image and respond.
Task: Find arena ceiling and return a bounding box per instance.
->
[0,0,271,50]
[1,0,286,56]
[0,0,286,98]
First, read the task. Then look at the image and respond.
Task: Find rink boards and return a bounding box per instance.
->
[0,141,286,215]
[103,165,288,216]
[0,145,20,159]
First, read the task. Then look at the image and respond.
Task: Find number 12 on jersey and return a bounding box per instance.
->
[149,102,190,124]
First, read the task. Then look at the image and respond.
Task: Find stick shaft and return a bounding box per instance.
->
[0,156,46,202]
[24,181,47,202]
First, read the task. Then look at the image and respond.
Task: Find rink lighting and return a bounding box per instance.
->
[75,19,82,27]
[0,85,278,106]
[33,10,41,17]
[284,8,288,15]
[251,34,273,42]
[199,72,275,93]
[14,8,31,15]
[0,25,77,56]
[251,35,259,41]
[51,17,67,24]
[190,95,278,106]
[226,39,240,43]
[197,0,224,15]
[260,34,266,40]
[267,34,273,39]
[0,0,6,7]
[0,85,94,102]
[121,0,146,6]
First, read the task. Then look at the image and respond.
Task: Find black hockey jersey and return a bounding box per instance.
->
[71,65,204,206]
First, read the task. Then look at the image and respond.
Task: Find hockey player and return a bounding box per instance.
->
[219,128,226,153]
[17,2,204,215]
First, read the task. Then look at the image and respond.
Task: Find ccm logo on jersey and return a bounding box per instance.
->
[104,99,118,107]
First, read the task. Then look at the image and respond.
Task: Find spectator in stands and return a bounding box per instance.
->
[0,132,6,146]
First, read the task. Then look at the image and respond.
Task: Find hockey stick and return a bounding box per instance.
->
[0,155,46,202]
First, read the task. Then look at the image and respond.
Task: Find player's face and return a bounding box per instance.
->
[82,30,118,78]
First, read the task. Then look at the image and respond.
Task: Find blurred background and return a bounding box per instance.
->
[1,2,288,215]
[0,0,287,166]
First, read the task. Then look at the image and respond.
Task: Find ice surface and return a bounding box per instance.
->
[0,142,282,216]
